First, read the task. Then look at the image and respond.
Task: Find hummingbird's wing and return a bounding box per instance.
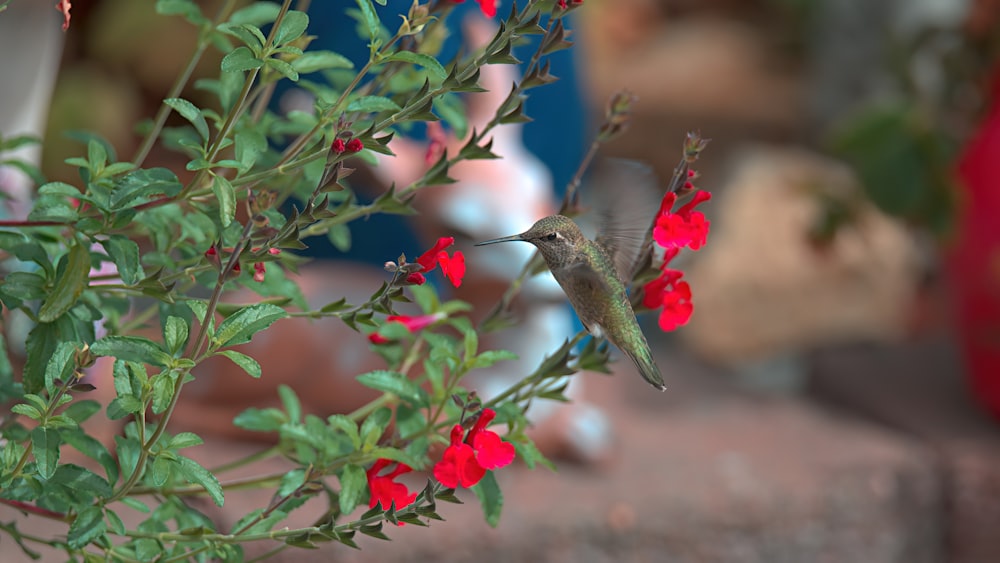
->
[590,159,661,283]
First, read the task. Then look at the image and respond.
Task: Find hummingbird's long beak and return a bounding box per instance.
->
[474,233,525,246]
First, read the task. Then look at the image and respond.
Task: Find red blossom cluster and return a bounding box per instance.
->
[407,237,465,287]
[642,170,711,331]
[432,408,515,488]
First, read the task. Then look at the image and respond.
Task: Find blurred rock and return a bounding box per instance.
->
[810,336,1000,563]
[681,146,921,366]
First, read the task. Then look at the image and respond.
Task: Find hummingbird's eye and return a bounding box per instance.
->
[544,233,558,241]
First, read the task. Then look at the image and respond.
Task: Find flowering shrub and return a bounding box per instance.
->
[0,1,709,560]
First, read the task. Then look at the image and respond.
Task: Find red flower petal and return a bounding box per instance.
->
[476,0,497,17]
[405,272,427,285]
[472,430,515,470]
[386,313,442,332]
[346,138,364,153]
[366,459,417,512]
[332,138,346,154]
[434,426,487,488]
[657,280,693,331]
[438,250,466,288]
[56,0,72,31]
[416,237,455,271]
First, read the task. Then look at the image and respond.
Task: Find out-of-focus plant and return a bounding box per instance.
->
[823,2,999,242]
[0,1,710,561]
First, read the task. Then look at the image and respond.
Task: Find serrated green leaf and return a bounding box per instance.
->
[11,403,41,420]
[215,303,288,347]
[217,22,266,52]
[291,50,354,73]
[38,242,89,322]
[359,407,392,449]
[149,455,172,487]
[356,370,427,407]
[265,57,299,81]
[229,1,279,25]
[62,400,101,424]
[67,506,106,549]
[472,470,503,527]
[105,508,126,535]
[216,350,262,378]
[222,46,264,73]
[44,340,79,393]
[163,315,189,356]
[176,455,224,506]
[107,395,143,420]
[277,384,302,423]
[211,174,236,227]
[62,428,119,483]
[347,95,401,113]
[355,0,380,41]
[31,426,61,479]
[164,98,210,141]
[384,51,447,80]
[109,167,183,211]
[327,414,361,449]
[339,464,366,515]
[104,235,145,286]
[233,407,287,432]
[274,10,309,45]
[470,349,519,369]
[91,335,172,367]
[150,372,175,414]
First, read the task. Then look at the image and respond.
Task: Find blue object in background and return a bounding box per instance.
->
[280,3,588,262]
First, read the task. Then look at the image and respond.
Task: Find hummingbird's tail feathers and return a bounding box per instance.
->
[626,347,666,391]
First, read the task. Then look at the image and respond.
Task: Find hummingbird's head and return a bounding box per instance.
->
[474,215,584,267]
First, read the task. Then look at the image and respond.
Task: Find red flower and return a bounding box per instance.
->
[642,268,694,331]
[346,138,364,153]
[452,0,497,18]
[368,312,446,344]
[433,408,515,488]
[653,191,711,251]
[332,138,346,154]
[425,122,447,166]
[366,459,417,515]
[252,262,266,282]
[405,272,427,285]
[433,425,486,488]
[413,237,465,287]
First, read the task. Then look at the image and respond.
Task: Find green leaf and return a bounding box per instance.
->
[265,57,299,81]
[150,372,176,414]
[149,455,172,487]
[471,471,503,527]
[109,168,183,211]
[176,455,224,506]
[274,10,309,45]
[355,0,380,41]
[347,95,401,114]
[104,235,145,286]
[229,1,280,25]
[339,464,366,515]
[38,242,90,322]
[67,506,106,549]
[44,340,79,392]
[290,50,354,73]
[356,370,427,407]
[221,46,264,73]
[277,384,302,423]
[62,400,101,424]
[359,407,392,449]
[214,303,288,347]
[211,174,236,227]
[88,139,108,172]
[169,432,204,450]
[156,0,207,26]
[469,349,519,370]
[216,350,262,378]
[164,98,210,141]
[105,508,126,535]
[327,414,361,449]
[62,428,119,483]
[11,403,42,420]
[91,335,172,367]
[216,22,266,52]
[107,395,143,419]
[163,316,189,356]
[384,51,447,80]
[31,426,61,479]
[233,407,287,432]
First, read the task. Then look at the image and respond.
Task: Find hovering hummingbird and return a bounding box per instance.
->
[475,161,665,391]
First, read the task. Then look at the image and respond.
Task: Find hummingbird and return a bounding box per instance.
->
[474,161,665,390]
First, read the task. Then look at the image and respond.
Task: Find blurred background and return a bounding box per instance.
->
[3,0,1000,561]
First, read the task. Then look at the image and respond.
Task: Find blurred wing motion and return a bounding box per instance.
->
[588,159,662,282]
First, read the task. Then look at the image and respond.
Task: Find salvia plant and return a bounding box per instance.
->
[0,0,711,560]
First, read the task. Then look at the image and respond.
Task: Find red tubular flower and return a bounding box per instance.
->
[366,459,417,513]
[642,269,694,331]
[433,408,514,488]
[387,312,444,333]
[252,262,266,282]
[413,237,465,287]
[653,191,712,251]
[433,425,487,488]
[405,272,427,285]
